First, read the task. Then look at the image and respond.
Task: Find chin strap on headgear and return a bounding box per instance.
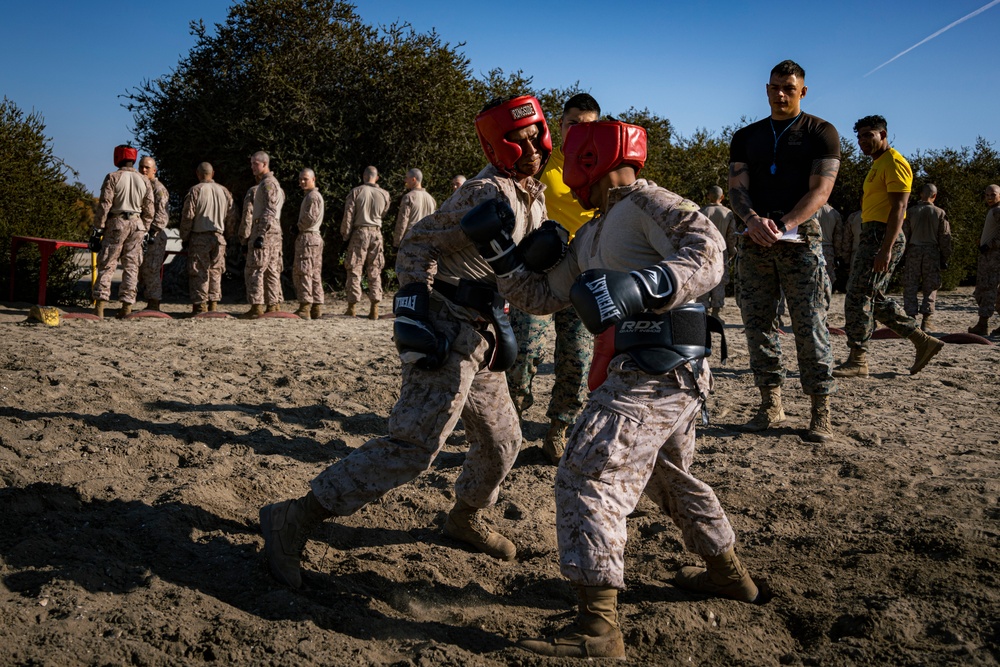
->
[474,95,552,178]
[114,145,138,168]
[562,120,647,210]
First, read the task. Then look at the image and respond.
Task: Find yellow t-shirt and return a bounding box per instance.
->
[538,146,594,239]
[862,147,912,224]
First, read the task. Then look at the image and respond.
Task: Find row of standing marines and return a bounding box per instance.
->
[86,60,997,659]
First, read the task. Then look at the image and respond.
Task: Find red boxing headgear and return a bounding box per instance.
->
[562,121,647,210]
[114,145,138,167]
[474,95,552,178]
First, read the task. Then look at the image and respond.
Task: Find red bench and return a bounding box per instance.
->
[9,236,93,306]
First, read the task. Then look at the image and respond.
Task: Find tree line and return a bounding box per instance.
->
[2,0,997,304]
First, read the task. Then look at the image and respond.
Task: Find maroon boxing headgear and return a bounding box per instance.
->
[474,95,552,178]
[114,145,138,167]
[562,121,647,210]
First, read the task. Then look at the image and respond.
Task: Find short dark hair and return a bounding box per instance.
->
[563,93,600,116]
[854,115,887,133]
[771,60,805,79]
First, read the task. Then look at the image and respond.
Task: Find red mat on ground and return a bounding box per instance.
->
[939,332,994,345]
[126,310,173,319]
[871,328,902,339]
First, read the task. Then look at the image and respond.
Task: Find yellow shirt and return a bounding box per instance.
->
[538,146,594,239]
[862,147,912,224]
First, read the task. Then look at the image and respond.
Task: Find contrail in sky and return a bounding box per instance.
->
[865,0,1000,77]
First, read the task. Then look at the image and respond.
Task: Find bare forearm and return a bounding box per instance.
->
[727,162,755,221]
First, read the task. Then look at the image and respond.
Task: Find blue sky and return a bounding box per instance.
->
[2,0,998,195]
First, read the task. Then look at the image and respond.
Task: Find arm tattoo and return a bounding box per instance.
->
[729,163,749,178]
[810,158,840,180]
[729,186,755,221]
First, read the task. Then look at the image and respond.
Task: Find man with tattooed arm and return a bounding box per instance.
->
[728,59,841,442]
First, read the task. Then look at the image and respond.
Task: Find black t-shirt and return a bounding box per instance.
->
[729,112,840,217]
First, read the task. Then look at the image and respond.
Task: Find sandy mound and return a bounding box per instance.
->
[0,288,997,665]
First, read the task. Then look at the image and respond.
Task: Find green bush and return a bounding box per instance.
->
[0,97,93,305]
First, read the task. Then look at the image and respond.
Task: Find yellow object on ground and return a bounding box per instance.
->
[26,305,61,326]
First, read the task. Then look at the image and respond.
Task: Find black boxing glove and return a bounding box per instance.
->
[519,220,569,273]
[459,198,523,278]
[570,265,676,334]
[88,229,103,253]
[253,236,265,249]
[392,283,450,370]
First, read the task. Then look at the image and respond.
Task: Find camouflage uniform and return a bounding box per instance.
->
[731,111,839,396]
[497,180,734,588]
[844,148,918,351]
[902,200,951,317]
[815,203,843,286]
[93,166,154,304]
[974,205,1000,318]
[507,145,593,427]
[844,224,915,348]
[341,182,391,306]
[310,165,545,522]
[507,306,591,425]
[838,210,863,280]
[245,173,285,306]
[392,187,436,248]
[138,178,170,301]
[739,218,834,394]
[294,188,325,304]
[696,202,737,310]
[180,180,235,304]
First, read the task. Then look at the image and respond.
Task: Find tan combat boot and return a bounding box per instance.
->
[259,491,332,589]
[207,301,217,312]
[969,316,990,336]
[518,586,625,658]
[145,299,160,311]
[674,547,759,603]
[265,303,281,313]
[920,313,932,332]
[294,302,311,319]
[832,348,869,378]
[443,498,516,561]
[192,302,207,315]
[804,394,834,443]
[908,328,944,375]
[94,300,106,318]
[239,304,265,319]
[743,386,786,432]
[116,303,132,319]
[344,303,357,317]
[310,304,323,319]
[543,419,569,465]
[368,301,379,320]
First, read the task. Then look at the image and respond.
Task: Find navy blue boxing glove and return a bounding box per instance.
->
[460,198,524,278]
[519,220,569,273]
[88,229,103,253]
[392,283,450,370]
[570,265,675,334]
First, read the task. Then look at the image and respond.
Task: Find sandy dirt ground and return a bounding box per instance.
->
[0,286,998,666]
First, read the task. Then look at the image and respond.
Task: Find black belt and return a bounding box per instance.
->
[432,279,517,372]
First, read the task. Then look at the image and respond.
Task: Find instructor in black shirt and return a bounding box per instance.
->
[728,59,841,443]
